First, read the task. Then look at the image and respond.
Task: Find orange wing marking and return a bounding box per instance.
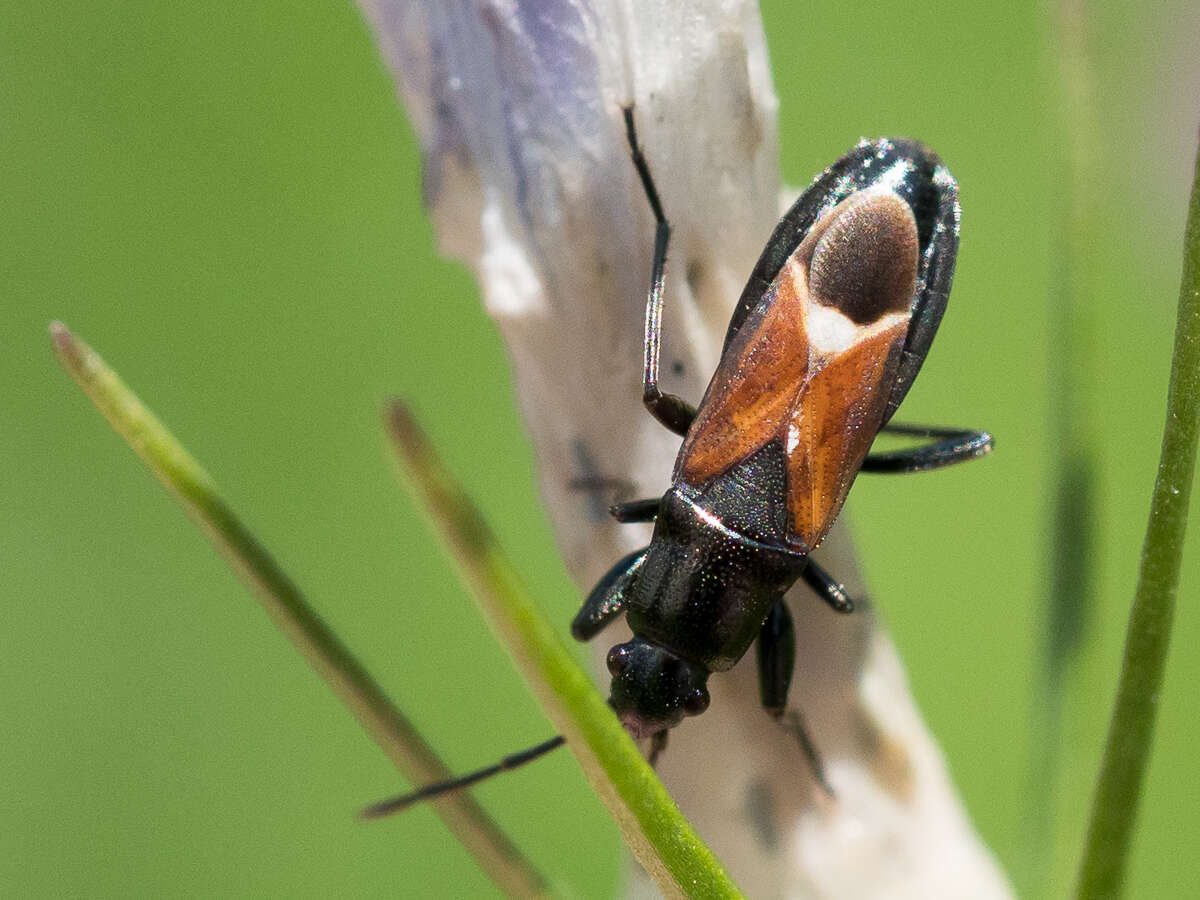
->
[786,320,907,546]
[676,260,812,484]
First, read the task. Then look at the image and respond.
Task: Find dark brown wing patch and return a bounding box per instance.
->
[807,193,919,324]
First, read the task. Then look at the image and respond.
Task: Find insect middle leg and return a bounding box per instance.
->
[801,558,856,614]
[622,107,697,438]
[757,597,834,796]
[608,496,660,523]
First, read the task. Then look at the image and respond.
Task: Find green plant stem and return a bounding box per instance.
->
[49,322,551,899]
[1075,139,1200,898]
[385,400,743,900]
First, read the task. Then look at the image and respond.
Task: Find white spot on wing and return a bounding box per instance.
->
[791,250,908,357]
[806,303,861,353]
[786,421,800,454]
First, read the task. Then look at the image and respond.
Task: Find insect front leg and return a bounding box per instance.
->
[861,423,993,473]
[570,546,648,640]
[360,735,566,819]
[622,107,697,438]
[648,730,669,767]
[756,598,834,796]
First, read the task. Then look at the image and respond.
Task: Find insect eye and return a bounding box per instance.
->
[682,687,710,716]
[606,644,632,676]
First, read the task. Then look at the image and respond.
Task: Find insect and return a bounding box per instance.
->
[364,109,991,816]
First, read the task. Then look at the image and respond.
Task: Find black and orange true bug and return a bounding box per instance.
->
[365,109,992,816]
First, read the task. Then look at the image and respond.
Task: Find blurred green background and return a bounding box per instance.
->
[4,1,1198,896]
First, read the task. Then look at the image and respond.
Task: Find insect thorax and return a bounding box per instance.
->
[625,481,807,673]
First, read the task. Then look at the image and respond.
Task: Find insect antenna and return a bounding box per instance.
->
[359,735,566,819]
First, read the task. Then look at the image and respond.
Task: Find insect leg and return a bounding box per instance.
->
[608,497,660,523]
[800,559,855,613]
[360,735,566,819]
[757,599,834,796]
[570,546,648,641]
[648,730,669,767]
[861,423,993,474]
[623,107,697,438]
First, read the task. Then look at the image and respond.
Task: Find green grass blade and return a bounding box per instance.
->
[1074,138,1200,898]
[49,322,553,898]
[385,400,743,900]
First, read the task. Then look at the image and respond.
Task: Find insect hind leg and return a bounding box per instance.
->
[861,424,993,473]
[622,106,696,438]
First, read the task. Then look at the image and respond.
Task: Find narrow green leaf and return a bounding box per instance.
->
[385,400,744,900]
[1075,137,1200,898]
[49,322,552,898]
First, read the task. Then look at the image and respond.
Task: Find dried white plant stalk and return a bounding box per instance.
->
[357,1,1014,896]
